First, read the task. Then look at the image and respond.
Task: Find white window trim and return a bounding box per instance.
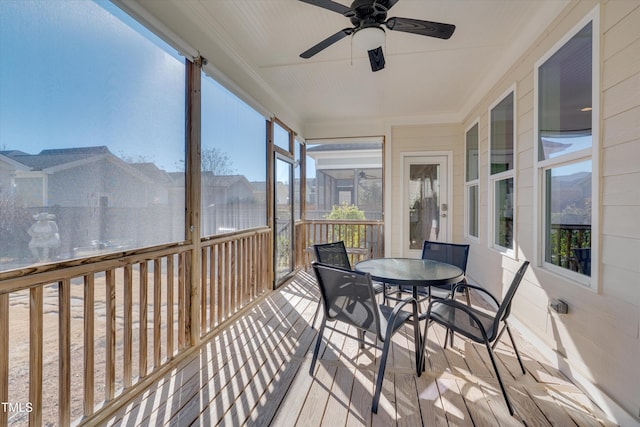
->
[464,120,480,241]
[533,5,600,292]
[488,86,517,258]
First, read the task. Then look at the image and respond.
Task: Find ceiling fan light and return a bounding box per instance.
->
[352,27,385,51]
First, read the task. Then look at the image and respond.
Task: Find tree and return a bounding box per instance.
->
[324,203,365,248]
[174,147,235,175]
[0,197,32,263]
[202,147,235,175]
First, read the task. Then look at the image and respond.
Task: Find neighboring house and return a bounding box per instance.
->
[0,146,180,257]
[0,152,30,200]
[203,173,264,234]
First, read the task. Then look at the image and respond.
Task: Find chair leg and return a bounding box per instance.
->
[484,340,515,416]
[311,297,321,329]
[412,309,422,376]
[309,319,326,375]
[504,322,526,375]
[357,328,365,349]
[420,319,431,372]
[372,337,392,413]
[444,328,454,348]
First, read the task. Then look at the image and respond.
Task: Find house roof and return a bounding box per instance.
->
[2,146,112,171]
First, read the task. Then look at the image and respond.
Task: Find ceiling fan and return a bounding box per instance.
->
[299,0,455,72]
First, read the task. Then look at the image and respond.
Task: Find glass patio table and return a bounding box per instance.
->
[354,258,464,314]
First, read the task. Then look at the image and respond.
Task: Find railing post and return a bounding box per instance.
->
[185,57,202,346]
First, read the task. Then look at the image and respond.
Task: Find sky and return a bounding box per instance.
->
[1,0,267,181]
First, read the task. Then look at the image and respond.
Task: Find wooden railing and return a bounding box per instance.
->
[0,226,272,426]
[295,220,384,268]
[1,219,382,425]
[199,227,272,336]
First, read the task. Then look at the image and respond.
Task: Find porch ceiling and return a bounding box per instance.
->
[133,0,569,129]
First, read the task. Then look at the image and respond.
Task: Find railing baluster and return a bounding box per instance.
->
[59,279,71,426]
[105,269,116,400]
[84,274,95,417]
[166,255,174,359]
[154,258,162,368]
[29,286,43,426]
[0,294,8,427]
[184,250,193,346]
[209,246,215,331]
[231,240,237,313]
[139,262,148,377]
[178,252,186,350]
[123,264,133,387]
[201,247,208,333]
[217,243,225,323]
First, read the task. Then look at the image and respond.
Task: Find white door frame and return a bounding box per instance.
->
[399,151,453,258]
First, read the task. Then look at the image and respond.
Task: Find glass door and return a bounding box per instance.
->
[274,154,294,285]
[403,155,449,257]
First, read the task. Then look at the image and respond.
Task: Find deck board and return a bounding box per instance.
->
[102,271,619,427]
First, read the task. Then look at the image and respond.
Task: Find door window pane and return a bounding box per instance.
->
[538,22,592,161]
[490,93,514,175]
[409,164,440,249]
[494,178,513,249]
[275,157,293,281]
[544,161,591,275]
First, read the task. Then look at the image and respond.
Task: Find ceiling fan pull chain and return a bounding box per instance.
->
[350,33,354,66]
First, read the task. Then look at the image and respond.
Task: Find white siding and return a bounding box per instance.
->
[458,0,640,422]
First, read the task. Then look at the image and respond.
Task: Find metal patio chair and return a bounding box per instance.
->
[310,262,421,413]
[310,241,384,328]
[422,261,530,416]
[420,240,471,302]
[388,240,470,306]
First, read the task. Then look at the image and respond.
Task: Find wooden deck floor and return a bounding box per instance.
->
[103,270,618,427]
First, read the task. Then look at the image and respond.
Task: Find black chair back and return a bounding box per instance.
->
[312,262,380,335]
[493,261,530,335]
[313,241,352,270]
[421,240,469,273]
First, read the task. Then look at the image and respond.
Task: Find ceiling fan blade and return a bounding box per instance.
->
[368,46,385,72]
[385,0,400,10]
[298,0,352,16]
[386,17,455,39]
[300,28,353,59]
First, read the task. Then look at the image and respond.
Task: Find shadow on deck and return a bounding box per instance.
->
[104,270,617,427]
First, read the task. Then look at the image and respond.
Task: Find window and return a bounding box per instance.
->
[465,123,479,239]
[489,91,515,253]
[273,122,291,152]
[305,139,383,220]
[200,74,267,236]
[0,0,186,270]
[536,17,597,285]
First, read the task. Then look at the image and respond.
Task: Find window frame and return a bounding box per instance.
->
[464,120,480,241]
[533,7,600,291]
[488,86,517,257]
